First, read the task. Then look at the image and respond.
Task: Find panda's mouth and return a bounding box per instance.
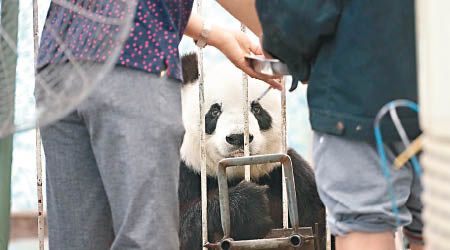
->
[228,150,245,158]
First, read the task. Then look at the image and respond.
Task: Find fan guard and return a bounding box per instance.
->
[0,0,137,137]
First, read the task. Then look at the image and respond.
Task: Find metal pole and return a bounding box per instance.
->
[36,131,44,250]
[0,0,19,248]
[217,234,306,250]
[197,1,208,249]
[240,24,251,182]
[32,0,45,249]
[280,77,288,228]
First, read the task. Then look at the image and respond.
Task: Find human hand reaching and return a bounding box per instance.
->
[208,27,282,90]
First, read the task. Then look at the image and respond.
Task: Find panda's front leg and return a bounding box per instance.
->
[227,181,275,240]
[179,181,274,250]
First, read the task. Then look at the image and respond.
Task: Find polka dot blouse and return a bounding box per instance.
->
[38,0,194,81]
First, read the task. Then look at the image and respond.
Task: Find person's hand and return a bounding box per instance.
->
[208,27,282,90]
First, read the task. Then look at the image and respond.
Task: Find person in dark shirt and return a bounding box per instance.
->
[38,1,278,250]
[254,0,424,250]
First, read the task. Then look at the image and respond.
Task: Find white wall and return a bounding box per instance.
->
[416,1,450,249]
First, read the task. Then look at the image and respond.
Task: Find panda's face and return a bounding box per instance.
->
[180,62,282,179]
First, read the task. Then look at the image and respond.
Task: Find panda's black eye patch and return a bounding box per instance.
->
[252,105,261,114]
[211,110,221,117]
[205,103,222,134]
[251,101,272,130]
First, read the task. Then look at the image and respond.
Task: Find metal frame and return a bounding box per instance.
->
[209,234,313,250]
[217,154,299,237]
[194,2,322,250]
[204,153,319,250]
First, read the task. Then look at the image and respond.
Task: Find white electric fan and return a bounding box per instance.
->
[0,0,137,137]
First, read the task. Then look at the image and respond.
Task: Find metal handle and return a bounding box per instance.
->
[217,153,299,238]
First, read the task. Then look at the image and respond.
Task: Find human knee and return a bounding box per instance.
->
[336,231,395,250]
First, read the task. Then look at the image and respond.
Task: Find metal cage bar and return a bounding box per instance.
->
[197,6,300,249]
[240,24,251,182]
[196,1,208,249]
[217,153,299,238]
[280,77,289,228]
[32,0,45,249]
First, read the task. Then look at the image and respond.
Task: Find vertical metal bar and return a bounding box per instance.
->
[280,77,288,228]
[33,0,45,249]
[36,131,44,250]
[240,24,251,182]
[280,156,299,230]
[0,0,19,248]
[217,163,231,238]
[197,1,208,249]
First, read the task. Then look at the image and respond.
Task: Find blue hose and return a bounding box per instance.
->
[373,99,422,249]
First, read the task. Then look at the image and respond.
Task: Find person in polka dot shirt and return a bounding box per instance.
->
[38,0,280,87]
[38,1,277,250]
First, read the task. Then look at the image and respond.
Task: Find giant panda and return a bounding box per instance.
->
[179,53,326,250]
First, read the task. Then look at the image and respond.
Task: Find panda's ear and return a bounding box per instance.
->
[181,52,199,85]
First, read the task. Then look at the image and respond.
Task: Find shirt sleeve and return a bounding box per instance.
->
[255,0,342,81]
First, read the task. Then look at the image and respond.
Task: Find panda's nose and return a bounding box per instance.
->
[226,133,254,146]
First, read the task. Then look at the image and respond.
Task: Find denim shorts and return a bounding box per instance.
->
[313,132,423,244]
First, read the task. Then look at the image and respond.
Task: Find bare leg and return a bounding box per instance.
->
[410,243,424,250]
[336,232,395,250]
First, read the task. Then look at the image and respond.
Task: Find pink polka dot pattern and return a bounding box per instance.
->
[38,0,194,81]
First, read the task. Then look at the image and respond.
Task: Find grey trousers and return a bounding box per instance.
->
[40,66,184,250]
[313,132,423,243]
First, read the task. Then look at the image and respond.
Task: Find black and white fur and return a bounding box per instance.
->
[179,54,326,250]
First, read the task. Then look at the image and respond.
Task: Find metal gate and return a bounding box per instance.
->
[195,2,321,249]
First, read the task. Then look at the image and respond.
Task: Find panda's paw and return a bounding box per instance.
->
[229,181,274,240]
[231,180,270,204]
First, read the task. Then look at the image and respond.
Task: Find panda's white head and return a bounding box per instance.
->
[180,54,282,179]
